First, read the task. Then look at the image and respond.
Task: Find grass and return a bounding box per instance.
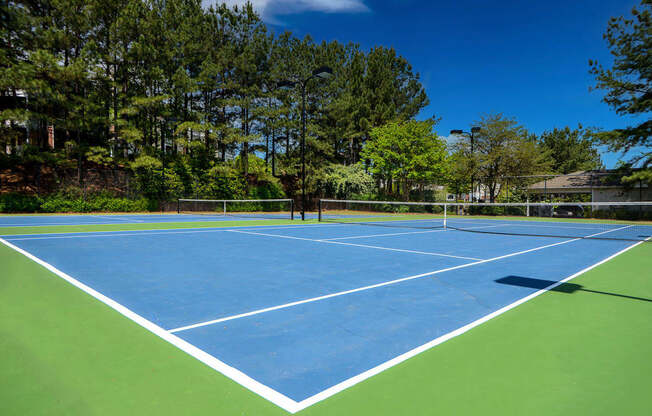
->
[1,221,650,415]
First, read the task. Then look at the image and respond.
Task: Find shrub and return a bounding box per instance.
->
[0,193,43,213]
[249,181,285,199]
[191,165,247,200]
[39,194,153,213]
[130,155,164,199]
[313,163,375,199]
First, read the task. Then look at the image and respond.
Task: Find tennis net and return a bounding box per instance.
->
[318,199,652,241]
[178,198,294,220]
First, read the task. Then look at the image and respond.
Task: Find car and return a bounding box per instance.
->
[553,205,584,218]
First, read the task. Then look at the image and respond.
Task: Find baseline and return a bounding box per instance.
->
[0,237,302,413]
[292,235,649,411]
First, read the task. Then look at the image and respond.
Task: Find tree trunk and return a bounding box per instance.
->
[241,107,249,175]
[77,134,83,187]
[403,178,410,201]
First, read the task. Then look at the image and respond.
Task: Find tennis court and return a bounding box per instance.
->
[2,205,650,413]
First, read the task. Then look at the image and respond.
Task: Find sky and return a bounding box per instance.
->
[212,0,645,168]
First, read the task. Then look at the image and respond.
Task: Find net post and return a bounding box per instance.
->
[318,200,322,222]
[177,199,180,214]
[443,204,447,229]
[290,199,294,220]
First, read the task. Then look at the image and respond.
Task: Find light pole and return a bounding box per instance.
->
[450,126,480,202]
[278,65,333,220]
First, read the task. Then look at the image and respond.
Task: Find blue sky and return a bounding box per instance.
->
[215,0,645,168]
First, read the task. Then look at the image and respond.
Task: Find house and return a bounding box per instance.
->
[527,170,651,202]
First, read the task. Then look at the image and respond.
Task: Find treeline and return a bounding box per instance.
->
[2,0,645,212]
[1,0,426,184]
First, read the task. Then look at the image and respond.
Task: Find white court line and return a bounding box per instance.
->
[0,237,301,413]
[449,220,611,232]
[293,232,650,412]
[0,221,113,227]
[88,215,145,223]
[327,216,611,231]
[0,224,640,413]
[227,229,483,261]
[0,215,298,228]
[1,222,351,240]
[169,225,633,334]
[321,229,447,240]
[4,229,241,240]
[321,223,511,241]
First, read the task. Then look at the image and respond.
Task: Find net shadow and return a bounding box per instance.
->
[495,276,652,303]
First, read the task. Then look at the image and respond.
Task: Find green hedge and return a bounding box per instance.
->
[0,193,156,213]
[0,193,43,213]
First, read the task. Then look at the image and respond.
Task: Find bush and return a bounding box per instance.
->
[130,155,164,199]
[191,164,248,200]
[313,163,375,199]
[39,195,152,213]
[0,191,154,213]
[0,193,43,213]
[249,181,285,199]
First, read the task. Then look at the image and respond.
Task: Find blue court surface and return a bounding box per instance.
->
[0,213,298,227]
[1,219,647,412]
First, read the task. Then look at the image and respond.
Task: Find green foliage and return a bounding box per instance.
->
[40,195,152,213]
[237,154,275,182]
[85,147,114,167]
[248,181,285,199]
[192,164,247,200]
[362,119,448,200]
[312,163,375,199]
[0,191,153,213]
[452,114,552,202]
[130,155,164,199]
[622,169,652,184]
[445,149,472,200]
[0,193,43,213]
[539,126,603,174]
[589,0,651,176]
[1,0,430,196]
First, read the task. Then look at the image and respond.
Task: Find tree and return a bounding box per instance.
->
[362,119,448,200]
[539,126,603,173]
[454,114,551,202]
[312,163,374,199]
[1,0,435,205]
[445,149,472,201]
[589,0,651,183]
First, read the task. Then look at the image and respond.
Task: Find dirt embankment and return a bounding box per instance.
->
[0,163,134,196]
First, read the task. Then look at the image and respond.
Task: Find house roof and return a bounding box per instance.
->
[527,170,634,193]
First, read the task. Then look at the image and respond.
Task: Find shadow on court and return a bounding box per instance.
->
[495,276,652,303]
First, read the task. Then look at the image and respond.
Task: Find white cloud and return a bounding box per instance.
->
[206,0,369,22]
